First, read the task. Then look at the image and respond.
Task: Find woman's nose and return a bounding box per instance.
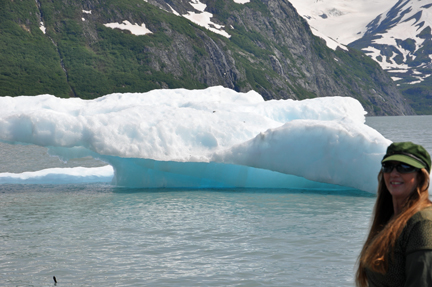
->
[390,167,400,175]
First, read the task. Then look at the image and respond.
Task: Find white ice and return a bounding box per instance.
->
[0,166,113,185]
[0,86,390,192]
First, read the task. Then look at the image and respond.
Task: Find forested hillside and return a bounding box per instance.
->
[0,0,414,115]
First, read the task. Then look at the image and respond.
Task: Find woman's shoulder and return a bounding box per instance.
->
[403,206,432,254]
[410,206,432,223]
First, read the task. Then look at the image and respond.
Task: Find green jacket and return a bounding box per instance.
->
[366,206,432,287]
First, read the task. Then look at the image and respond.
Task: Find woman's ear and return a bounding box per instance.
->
[418,169,430,191]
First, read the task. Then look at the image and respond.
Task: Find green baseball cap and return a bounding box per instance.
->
[382,142,431,173]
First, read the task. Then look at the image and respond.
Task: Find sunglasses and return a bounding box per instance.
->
[381,162,419,174]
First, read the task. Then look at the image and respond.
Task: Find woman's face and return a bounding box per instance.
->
[383,161,418,201]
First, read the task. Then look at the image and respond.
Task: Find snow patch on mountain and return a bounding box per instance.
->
[169,0,251,39]
[103,21,153,35]
[358,0,432,84]
[289,0,432,87]
[190,0,206,12]
[310,26,348,51]
[288,0,396,49]
[167,4,180,16]
[183,0,231,38]
[39,22,46,34]
[166,0,232,38]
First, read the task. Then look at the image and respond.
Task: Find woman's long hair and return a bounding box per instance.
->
[355,168,431,287]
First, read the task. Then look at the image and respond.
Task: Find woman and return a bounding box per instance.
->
[356,142,432,286]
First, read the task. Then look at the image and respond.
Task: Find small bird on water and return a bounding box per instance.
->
[53,276,57,284]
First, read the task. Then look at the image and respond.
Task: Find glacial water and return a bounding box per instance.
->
[1,115,431,287]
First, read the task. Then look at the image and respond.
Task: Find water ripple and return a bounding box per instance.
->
[0,186,374,286]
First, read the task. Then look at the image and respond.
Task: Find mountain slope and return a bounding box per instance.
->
[288,0,432,114]
[349,0,432,114]
[0,0,413,115]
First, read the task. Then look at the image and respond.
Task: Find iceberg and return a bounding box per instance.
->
[0,86,390,192]
[0,166,113,185]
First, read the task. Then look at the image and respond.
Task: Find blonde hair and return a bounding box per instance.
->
[355,168,431,287]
